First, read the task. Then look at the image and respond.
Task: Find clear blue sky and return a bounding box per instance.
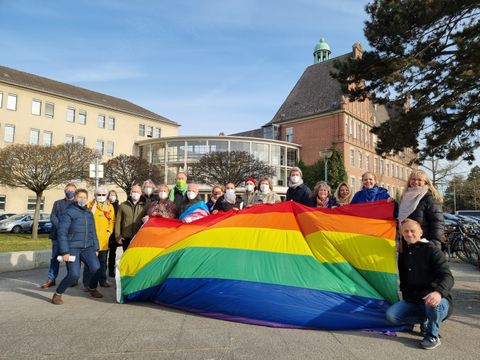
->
[0,0,369,136]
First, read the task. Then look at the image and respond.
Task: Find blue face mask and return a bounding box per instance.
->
[65,191,75,199]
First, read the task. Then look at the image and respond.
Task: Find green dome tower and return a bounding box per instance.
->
[313,38,331,64]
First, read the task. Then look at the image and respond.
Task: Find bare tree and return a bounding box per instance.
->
[103,154,161,194]
[421,156,462,187]
[0,143,96,239]
[190,151,274,186]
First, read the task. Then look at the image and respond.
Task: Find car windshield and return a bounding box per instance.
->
[3,214,28,221]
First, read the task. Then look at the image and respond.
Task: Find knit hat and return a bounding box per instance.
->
[246,177,257,186]
[289,166,303,178]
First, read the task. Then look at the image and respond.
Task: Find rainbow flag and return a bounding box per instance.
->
[118,201,399,330]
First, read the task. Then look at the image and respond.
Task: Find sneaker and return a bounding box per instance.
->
[51,293,63,305]
[99,281,111,288]
[41,280,55,289]
[420,336,441,350]
[88,288,104,298]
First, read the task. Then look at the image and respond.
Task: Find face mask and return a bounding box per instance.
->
[65,191,75,200]
[108,195,117,203]
[77,199,87,207]
[225,189,235,195]
[290,175,300,184]
[260,184,270,193]
[144,187,153,195]
[96,195,106,203]
[131,192,141,201]
[246,184,254,192]
[158,191,168,200]
[187,191,197,200]
[225,190,236,203]
[176,179,186,188]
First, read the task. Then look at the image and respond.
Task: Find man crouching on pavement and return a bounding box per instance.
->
[386,218,454,350]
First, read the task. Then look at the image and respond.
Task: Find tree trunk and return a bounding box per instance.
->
[31,191,43,240]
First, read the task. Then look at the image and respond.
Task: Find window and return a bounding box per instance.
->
[97,114,105,128]
[139,124,145,136]
[0,92,3,108]
[391,163,394,177]
[350,177,356,192]
[358,151,363,169]
[349,117,353,135]
[108,116,115,130]
[43,131,52,146]
[96,140,104,155]
[350,149,355,167]
[45,102,54,118]
[401,167,404,180]
[4,124,15,142]
[78,110,86,125]
[0,194,5,210]
[29,129,40,145]
[286,127,294,142]
[155,127,161,138]
[27,196,45,211]
[361,126,365,143]
[106,141,114,156]
[31,100,41,115]
[67,108,75,122]
[386,161,390,176]
[381,159,385,174]
[7,94,17,110]
[146,125,153,137]
[396,165,399,178]
[76,136,85,146]
[366,154,370,171]
[65,134,74,143]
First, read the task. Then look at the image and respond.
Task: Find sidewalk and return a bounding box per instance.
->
[0,260,478,359]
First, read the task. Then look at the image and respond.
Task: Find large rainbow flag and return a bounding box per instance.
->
[118,200,399,330]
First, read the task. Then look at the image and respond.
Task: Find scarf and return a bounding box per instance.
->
[288,178,304,189]
[317,197,329,208]
[169,182,188,202]
[88,200,112,221]
[398,186,429,223]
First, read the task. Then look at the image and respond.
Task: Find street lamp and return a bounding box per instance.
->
[319,149,333,182]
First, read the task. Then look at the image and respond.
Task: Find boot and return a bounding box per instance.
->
[51,293,63,305]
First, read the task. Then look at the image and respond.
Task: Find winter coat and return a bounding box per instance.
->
[212,195,244,212]
[286,183,312,206]
[252,191,281,205]
[351,186,390,204]
[398,240,454,316]
[308,196,339,208]
[49,198,74,241]
[406,191,445,246]
[88,200,115,251]
[57,203,99,255]
[171,187,187,211]
[114,197,147,240]
[242,191,256,207]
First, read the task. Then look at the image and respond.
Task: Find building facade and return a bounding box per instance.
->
[235,40,416,197]
[0,65,179,215]
[137,135,301,194]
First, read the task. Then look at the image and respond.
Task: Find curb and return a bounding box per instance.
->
[0,250,51,273]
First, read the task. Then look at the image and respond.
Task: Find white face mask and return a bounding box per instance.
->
[144,187,153,195]
[187,191,197,200]
[158,191,168,200]
[77,198,88,207]
[290,175,301,184]
[225,189,235,195]
[108,195,117,203]
[260,184,270,193]
[225,190,236,203]
[131,192,141,201]
[96,195,106,203]
[246,184,255,192]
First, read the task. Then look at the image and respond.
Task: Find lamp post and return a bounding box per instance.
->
[319,149,333,182]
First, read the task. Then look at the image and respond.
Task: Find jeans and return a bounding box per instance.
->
[386,298,449,337]
[56,247,101,295]
[83,250,108,287]
[47,239,60,281]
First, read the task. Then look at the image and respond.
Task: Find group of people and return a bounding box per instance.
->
[41,166,453,350]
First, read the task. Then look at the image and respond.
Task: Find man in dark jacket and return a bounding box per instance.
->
[286,167,312,206]
[386,219,454,350]
[41,183,77,289]
[115,185,147,251]
[51,189,103,305]
[169,172,188,211]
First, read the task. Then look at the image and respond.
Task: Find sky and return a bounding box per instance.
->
[0,0,369,136]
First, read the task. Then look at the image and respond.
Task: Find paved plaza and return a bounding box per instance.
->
[0,259,478,360]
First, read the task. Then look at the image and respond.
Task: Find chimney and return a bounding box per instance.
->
[352,42,362,59]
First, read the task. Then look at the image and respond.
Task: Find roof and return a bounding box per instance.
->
[268,53,350,125]
[230,128,264,138]
[0,65,179,126]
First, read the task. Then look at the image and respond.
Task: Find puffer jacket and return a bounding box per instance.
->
[407,191,445,246]
[57,203,99,255]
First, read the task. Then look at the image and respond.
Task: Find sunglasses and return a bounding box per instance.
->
[97,194,106,196]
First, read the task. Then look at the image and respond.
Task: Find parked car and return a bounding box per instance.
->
[0,213,16,221]
[0,213,50,233]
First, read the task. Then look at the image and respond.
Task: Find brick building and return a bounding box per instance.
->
[235,39,416,197]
